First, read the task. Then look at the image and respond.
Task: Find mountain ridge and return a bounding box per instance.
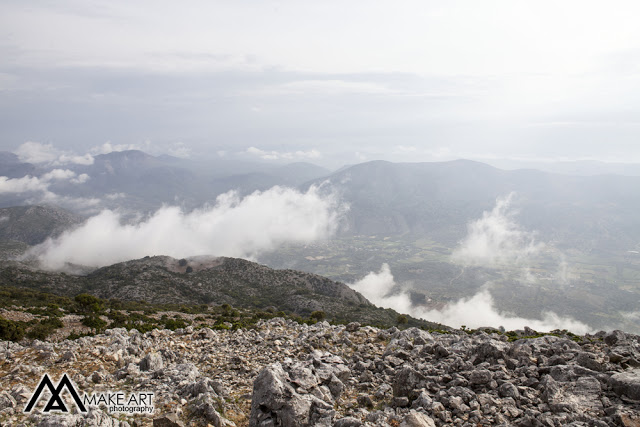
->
[0,255,446,330]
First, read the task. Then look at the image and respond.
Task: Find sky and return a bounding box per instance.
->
[2,0,640,168]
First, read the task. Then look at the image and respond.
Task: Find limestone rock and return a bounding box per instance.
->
[610,369,640,400]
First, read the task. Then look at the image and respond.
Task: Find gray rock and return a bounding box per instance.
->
[399,410,437,427]
[327,374,345,399]
[475,340,509,362]
[249,363,335,427]
[357,394,374,408]
[0,391,16,410]
[140,352,164,371]
[90,371,104,383]
[604,330,627,346]
[498,382,520,399]
[37,414,82,426]
[153,413,185,427]
[392,366,424,397]
[542,375,603,414]
[411,391,433,410]
[59,351,77,362]
[609,369,640,400]
[333,417,362,427]
[197,327,216,340]
[469,369,493,385]
[576,351,604,372]
[345,322,361,332]
[393,396,410,407]
[289,364,319,390]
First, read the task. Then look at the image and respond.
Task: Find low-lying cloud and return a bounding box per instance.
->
[246,146,322,161]
[90,141,148,155]
[452,193,544,267]
[350,264,413,310]
[15,141,94,165]
[0,169,89,194]
[349,263,591,334]
[0,175,49,193]
[27,185,345,270]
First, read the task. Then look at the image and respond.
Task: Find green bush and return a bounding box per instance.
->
[310,311,326,321]
[82,314,107,331]
[0,316,25,342]
[75,294,104,314]
[162,318,188,331]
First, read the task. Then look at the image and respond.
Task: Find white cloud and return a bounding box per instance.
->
[0,176,49,193]
[0,168,89,194]
[349,263,591,334]
[57,153,95,165]
[418,289,591,334]
[90,141,143,155]
[27,185,346,269]
[14,141,94,165]
[350,263,413,311]
[452,193,544,267]
[71,173,90,184]
[621,311,640,322]
[0,172,99,212]
[246,147,321,161]
[41,169,77,181]
[37,192,101,213]
[90,140,193,159]
[14,141,59,164]
[166,142,192,159]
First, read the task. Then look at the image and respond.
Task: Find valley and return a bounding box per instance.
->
[259,235,640,334]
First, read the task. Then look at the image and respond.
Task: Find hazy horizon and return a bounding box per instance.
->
[3,1,640,168]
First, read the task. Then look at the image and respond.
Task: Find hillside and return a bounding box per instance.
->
[0,256,445,330]
[0,205,82,245]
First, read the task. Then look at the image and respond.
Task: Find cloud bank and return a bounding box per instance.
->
[349,264,591,334]
[27,185,345,270]
[0,169,89,194]
[452,193,544,267]
[15,142,94,165]
[349,263,413,310]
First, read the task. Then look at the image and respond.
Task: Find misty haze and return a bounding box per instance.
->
[1,2,640,426]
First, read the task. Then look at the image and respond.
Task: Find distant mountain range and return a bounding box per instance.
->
[2,151,640,253]
[0,149,331,212]
[305,159,640,252]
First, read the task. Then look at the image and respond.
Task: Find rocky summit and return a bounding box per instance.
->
[1,319,639,426]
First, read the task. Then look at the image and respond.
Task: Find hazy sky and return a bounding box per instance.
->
[2,0,640,167]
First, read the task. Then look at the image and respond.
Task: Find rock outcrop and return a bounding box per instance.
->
[0,321,638,426]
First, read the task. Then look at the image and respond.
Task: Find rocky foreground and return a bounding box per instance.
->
[1,319,639,426]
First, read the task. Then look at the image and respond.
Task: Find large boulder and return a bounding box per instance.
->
[140,352,164,372]
[609,369,640,400]
[249,363,335,427]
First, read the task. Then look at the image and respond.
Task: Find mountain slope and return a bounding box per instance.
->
[0,151,36,178]
[0,205,83,245]
[0,256,446,329]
